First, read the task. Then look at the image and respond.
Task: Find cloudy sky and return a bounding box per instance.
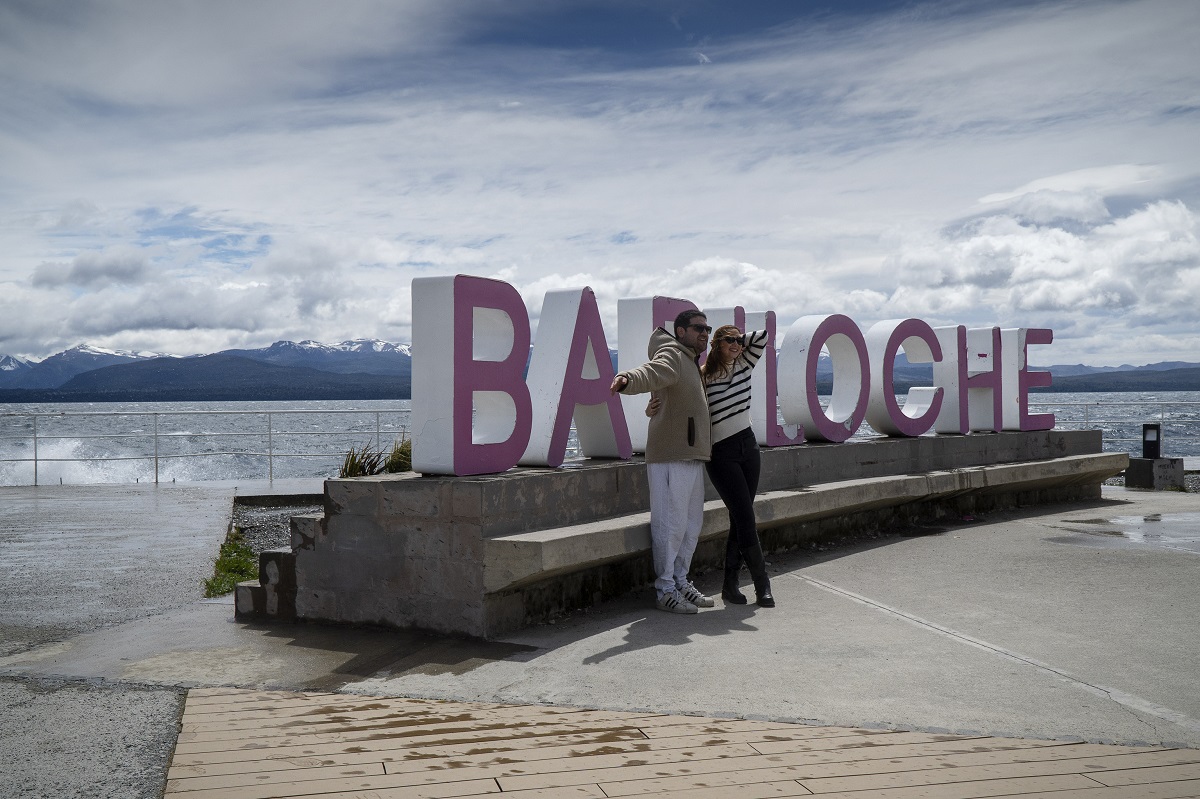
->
[1,0,1197,366]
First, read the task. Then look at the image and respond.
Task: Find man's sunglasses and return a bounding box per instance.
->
[688,324,712,333]
[717,335,742,345]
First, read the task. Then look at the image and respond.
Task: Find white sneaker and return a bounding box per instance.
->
[679,582,715,608]
[656,590,698,614]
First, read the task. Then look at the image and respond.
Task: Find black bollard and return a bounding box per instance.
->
[1142,423,1161,459]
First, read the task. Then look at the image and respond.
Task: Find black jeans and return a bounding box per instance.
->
[705,427,762,571]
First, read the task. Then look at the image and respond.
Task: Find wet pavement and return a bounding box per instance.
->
[1047,511,1200,554]
[1,479,1198,797]
[0,482,235,657]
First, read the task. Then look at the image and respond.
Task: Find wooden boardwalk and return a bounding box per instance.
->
[165,688,1200,799]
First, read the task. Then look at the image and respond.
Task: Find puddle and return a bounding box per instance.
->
[1047,512,1200,554]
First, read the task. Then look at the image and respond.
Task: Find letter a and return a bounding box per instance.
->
[522,288,632,467]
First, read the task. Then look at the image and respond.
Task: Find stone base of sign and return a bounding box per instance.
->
[235,430,1127,638]
[1124,457,1186,490]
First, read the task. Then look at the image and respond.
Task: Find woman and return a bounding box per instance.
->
[648,324,775,607]
[702,325,774,607]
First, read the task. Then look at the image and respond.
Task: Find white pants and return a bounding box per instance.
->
[647,460,705,596]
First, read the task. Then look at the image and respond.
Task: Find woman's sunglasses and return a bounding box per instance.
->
[717,336,742,345]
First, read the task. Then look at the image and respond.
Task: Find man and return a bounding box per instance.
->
[610,309,715,614]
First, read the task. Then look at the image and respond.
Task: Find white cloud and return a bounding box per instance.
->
[980,165,1162,204]
[0,0,1198,367]
[0,1,451,110]
[883,198,1200,362]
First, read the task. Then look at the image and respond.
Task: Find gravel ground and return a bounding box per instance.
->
[229,502,322,554]
[0,677,184,799]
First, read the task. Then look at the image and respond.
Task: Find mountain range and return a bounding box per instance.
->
[0,340,412,401]
[882,355,1200,393]
[0,341,1198,402]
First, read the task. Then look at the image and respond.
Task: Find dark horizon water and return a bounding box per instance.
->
[1,392,1197,486]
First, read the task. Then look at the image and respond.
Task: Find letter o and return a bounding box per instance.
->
[778,314,869,443]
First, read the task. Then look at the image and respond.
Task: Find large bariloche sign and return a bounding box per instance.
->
[411,275,1053,476]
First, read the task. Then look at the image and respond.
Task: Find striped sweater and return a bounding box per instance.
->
[705,329,768,444]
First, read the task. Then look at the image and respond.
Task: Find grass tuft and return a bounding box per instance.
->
[203,527,258,597]
[384,438,412,473]
[340,438,411,478]
[340,444,386,477]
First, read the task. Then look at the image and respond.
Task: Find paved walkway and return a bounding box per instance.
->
[167,688,1200,799]
[2,480,1199,798]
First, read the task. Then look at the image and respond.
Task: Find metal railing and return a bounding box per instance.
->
[1,401,1196,486]
[1027,400,1200,454]
[0,409,410,486]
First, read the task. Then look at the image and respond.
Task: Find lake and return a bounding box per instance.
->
[1,392,1197,486]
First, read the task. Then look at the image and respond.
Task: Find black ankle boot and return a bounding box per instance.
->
[722,568,747,605]
[742,544,776,608]
[753,576,775,608]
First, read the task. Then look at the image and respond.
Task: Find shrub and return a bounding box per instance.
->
[339,438,411,478]
[383,438,412,473]
[340,443,386,478]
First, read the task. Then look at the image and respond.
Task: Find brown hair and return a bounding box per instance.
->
[701,324,741,382]
[673,309,706,337]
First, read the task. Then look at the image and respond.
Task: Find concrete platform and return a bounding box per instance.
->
[240,431,1128,638]
[2,478,1199,796]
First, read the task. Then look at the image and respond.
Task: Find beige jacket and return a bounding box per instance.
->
[617,327,711,463]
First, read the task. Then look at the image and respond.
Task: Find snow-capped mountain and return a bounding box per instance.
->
[223,339,412,376]
[0,344,167,389]
[0,338,414,397]
[0,354,31,373]
[2,337,1200,400]
[309,338,412,352]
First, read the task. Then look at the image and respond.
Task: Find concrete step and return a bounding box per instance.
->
[289,512,325,551]
[483,452,1129,594]
[235,549,297,621]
